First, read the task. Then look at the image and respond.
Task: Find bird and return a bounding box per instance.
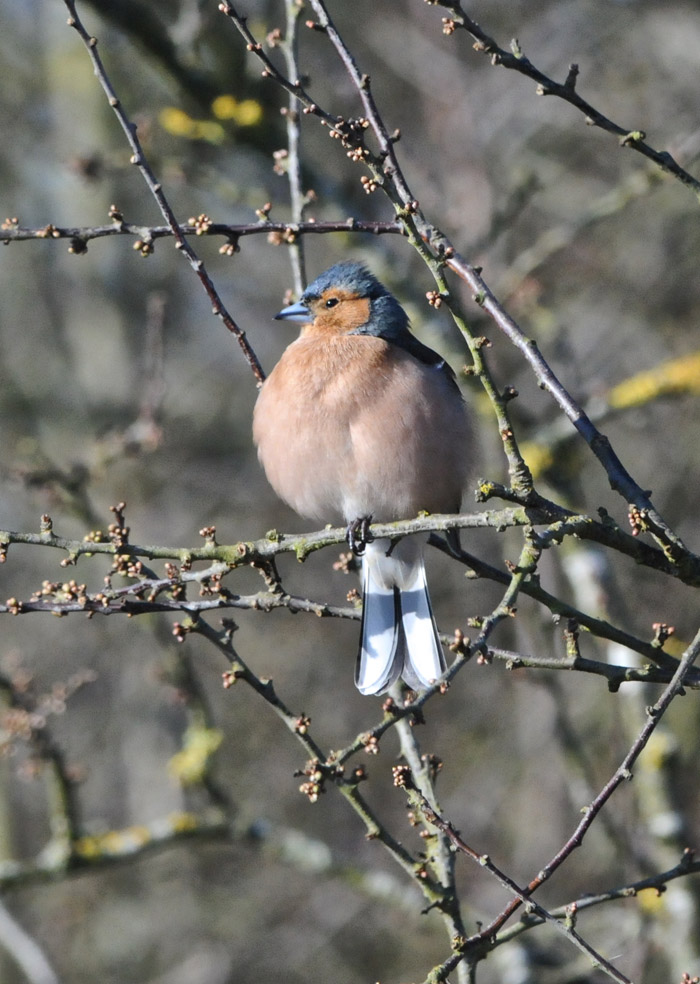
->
[253,261,471,695]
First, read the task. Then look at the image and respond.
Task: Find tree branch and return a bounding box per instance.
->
[0,218,402,248]
[62,0,266,383]
[425,0,700,203]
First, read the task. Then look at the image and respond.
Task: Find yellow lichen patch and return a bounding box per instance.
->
[168,726,223,786]
[211,95,263,126]
[159,106,197,138]
[74,835,101,860]
[608,351,700,410]
[519,441,555,480]
[637,886,665,915]
[158,107,225,144]
[170,811,199,834]
[74,825,151,859]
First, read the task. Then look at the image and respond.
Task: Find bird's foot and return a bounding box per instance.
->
[346,515,374,556]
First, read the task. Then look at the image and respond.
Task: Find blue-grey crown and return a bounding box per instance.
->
[302,261,390,302]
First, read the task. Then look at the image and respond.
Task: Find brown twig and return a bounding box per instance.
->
[397,775,633,984]
[424,0,700,202]
[0,218,402,248]
[430,626,700,964]
[62,0,266,384]
[496,850,700,947]
[388,582,700,981]
[192,616,452,906]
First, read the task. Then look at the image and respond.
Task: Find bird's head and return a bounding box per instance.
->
[274,261,409,340]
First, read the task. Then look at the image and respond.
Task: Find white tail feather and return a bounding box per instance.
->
[356,538,445,695]
[399,559,445,689]
[355,557,403,695]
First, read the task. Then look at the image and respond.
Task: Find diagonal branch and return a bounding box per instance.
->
[398,773,634,984]
[424,0,700,202]
[62,0,265,384]
[495,849,700,947]
[460,625,700,951]
[400,621,700,980]
[191,616,454,909]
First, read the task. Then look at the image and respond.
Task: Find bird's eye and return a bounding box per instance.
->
[325,297,339,309]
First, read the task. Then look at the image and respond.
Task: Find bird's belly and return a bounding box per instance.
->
[254,392,347,521]
[253,338,469,524]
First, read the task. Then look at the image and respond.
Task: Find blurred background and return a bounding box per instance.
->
[1,0,700,982]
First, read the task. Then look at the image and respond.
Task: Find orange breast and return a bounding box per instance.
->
[253,334,471,523]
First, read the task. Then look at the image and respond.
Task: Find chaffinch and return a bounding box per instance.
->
[253,261,471,695]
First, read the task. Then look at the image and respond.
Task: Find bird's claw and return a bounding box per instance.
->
[347,515,374,556]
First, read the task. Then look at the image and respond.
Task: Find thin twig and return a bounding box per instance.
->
[0,219,402,247]
[424,0,700,203]
[398,776,633,984]
[495,849,700,947]
[392,703,468,980]
[192,617,454,908]
[281,0,307,294]
[462,626,700,949]
[62,0,265,383]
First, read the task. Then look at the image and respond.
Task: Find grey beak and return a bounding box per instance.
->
[274,299,311,323]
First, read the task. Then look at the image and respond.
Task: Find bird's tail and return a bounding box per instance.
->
[355,538,446,696]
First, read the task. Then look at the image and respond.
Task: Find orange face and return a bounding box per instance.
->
[300,288,371,338]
